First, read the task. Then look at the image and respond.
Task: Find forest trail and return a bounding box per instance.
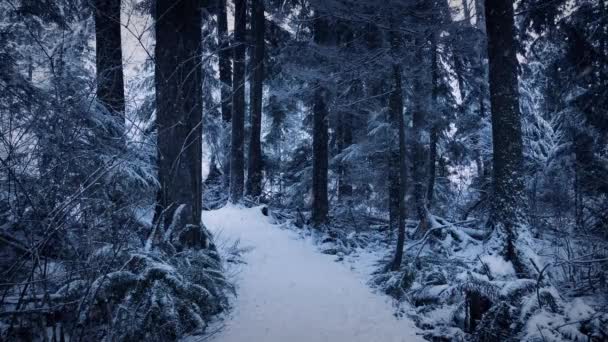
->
[202,205,424,342]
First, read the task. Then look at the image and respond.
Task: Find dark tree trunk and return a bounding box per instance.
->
[485,0,526,265]
[427,126,438,205]
[217,0,232,123]
[215,0,232,191]
[390,62,407,271]
[412,36,429,237]
[389,24,407,271]
[388,101,401,237]
[246,0,265,198]
[427,33,440,207]
[311,16,330,227]
[230,0,247,203]
[312,87,329,226]
[155,0,203,227]
[94,0,125,139]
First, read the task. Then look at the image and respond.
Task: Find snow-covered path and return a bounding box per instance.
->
[202,205,424,342]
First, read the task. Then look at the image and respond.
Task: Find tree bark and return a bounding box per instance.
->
[390,62,407,271]
[246,0,265,198]
[389,24,407,271]
[217,0,232,123]
[94,0,125,140]
[155,0,203,227]
[215,0,232,191]
[311,15,330,227]
[427,32,441,207]
[485,0,526,265]
[412,36,429,237]
[230,0,247,203]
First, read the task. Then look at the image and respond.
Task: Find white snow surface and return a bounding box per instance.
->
[202,205,424,342]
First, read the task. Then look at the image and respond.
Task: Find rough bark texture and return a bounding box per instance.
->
[485,0,526,263]
[217,0,232,123]
[155,0,203,227]
[246,0,265,198]
[427,33,440,207]
[311,16,330,227]
[412,36,429,237]
[427,126,438,205]
[390,61,407,271]
[230,0,247,203]
[94,0,125,134]
[214,0,232,191]
[388,73,400,235]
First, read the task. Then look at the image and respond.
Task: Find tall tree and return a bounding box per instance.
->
[335,23,355,201]
[484,0,526,265]
[217,0,232,123]
[155,0,203,226]
[411,34,430,237]
[246,0,265,197]
[230,0,247,203]
[214,0,233,192]
[311,15,330,226]
[389,29,407,271]
[426,36,439,206]
[94,0,125,139]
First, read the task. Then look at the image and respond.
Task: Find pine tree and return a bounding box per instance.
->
[230,0,247,203]
[155,0,203,227]
[311,14,330,226]
[411,34,430,237]
[217,0,232,124]
[484,0,526,267]
[390,28,407,271]
[246,0,265,198]
[94,0,125,140]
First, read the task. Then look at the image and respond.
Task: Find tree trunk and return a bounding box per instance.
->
[412,36,429,237]
[388,101,401,236]
[391,62,407,271]
[215,0,232,192]
[427,32,441,207]
[94,0,125,140]
[311,15,330,226]
[389,24,407,271]
[230,0,247,203]
[155,0,203,227]
[427,126,438,206]
[485,0,526,266]
[217,0,232,123]
[246,0,265,198]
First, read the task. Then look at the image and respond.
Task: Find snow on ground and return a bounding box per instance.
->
[202,205,424,342]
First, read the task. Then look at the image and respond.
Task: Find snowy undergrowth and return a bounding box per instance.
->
[53,214,234,342]
[377,219,607,342]
[267,207,607,341]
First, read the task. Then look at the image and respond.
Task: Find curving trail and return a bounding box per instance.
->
[203,205,424,342]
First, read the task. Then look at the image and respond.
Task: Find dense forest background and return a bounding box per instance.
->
[0,0,607,340]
